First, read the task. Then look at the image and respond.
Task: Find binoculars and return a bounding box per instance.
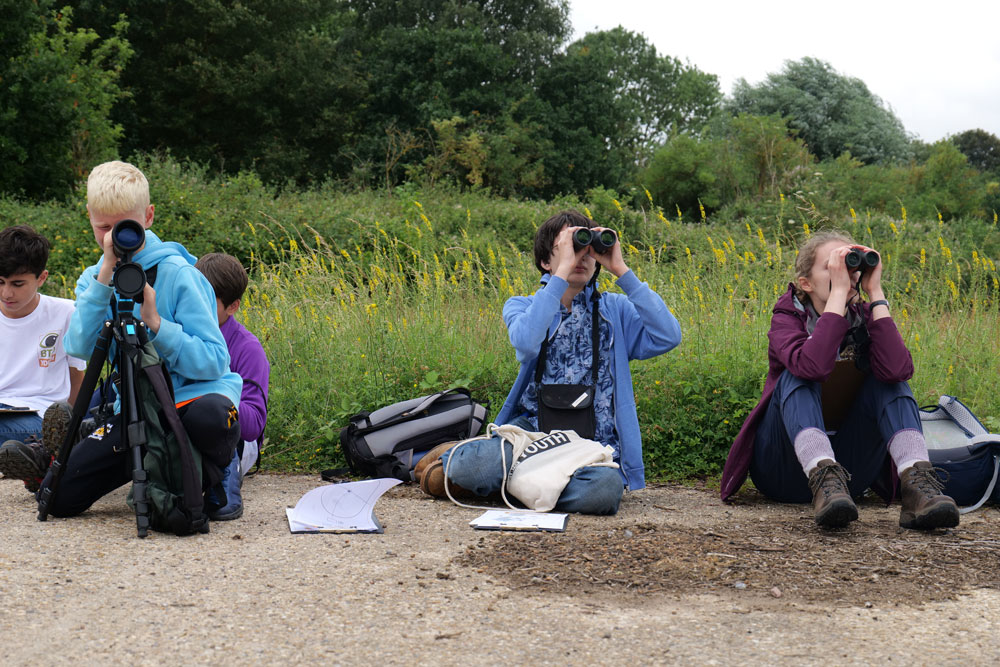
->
[845,247,879,272]
[572,228,618,254]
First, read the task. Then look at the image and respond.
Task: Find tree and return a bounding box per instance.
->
[951,129,1000,174]
[641,114,814,216]
[727,57,911,164]
[70,1,367,184]
[343,0,571,186]
[533,27,720,195]
[0,5,132,197]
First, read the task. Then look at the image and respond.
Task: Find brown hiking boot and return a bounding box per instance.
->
[807,459,858,528]
[418,458,475,499]
[413,441,460,484]
[899,461,960,529]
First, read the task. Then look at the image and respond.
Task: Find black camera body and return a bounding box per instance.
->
[111,219,147,302]
[845,247,879,273]
[573,228,617,254]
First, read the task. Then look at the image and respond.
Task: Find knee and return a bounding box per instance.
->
[566,467,624,515]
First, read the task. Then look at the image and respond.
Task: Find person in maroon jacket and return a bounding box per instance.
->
[720,230,959,529]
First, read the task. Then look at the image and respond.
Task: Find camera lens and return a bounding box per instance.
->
[111,219,145,257]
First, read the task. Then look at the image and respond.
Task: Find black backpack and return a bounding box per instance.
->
[336,388,488,481]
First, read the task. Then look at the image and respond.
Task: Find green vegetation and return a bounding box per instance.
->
[7,156,999,478]
[3,4,1000,479]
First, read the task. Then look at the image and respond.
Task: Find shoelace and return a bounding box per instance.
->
[810,463,852,498]
[908,465,948,495]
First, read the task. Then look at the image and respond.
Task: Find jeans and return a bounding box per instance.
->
[750,369,919,503]
[441,416,624,515]
[39,393,240,518]
[0,403,43,444]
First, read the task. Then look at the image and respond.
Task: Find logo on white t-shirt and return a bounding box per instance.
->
[38,331,60,367]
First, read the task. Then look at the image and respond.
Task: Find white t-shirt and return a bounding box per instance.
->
[0,294,86,412]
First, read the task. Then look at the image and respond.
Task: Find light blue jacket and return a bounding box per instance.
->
[65,230,243,407]
[496,270,681,490]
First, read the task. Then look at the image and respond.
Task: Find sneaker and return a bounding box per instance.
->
[42,401,74,460]
[899,461,960,529]
[807,459,858,528]
[0,439,50,492]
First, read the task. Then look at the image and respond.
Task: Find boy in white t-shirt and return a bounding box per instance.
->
[0,225,86,491]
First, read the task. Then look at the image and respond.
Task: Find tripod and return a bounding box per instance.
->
[36,295,156,537]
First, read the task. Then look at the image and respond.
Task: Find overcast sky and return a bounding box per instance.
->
[569,0,1000,143]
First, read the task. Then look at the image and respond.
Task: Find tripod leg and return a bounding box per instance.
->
[120,345,151,539]
[38,322,113,522]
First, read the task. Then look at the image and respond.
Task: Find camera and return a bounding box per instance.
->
[110,219,147,301]
[845,247,879,272]
[573,228,617,254]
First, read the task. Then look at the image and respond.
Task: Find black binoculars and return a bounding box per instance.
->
[845,247,879,272]
[573,228,617,254]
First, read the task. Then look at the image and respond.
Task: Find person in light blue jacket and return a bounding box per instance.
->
[430,210,681,514]
[34,161,243,519]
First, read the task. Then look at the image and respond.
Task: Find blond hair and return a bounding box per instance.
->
[793,230,854,301]
[86,161,150,215]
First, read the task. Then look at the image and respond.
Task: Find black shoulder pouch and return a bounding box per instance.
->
[535,291,600,439]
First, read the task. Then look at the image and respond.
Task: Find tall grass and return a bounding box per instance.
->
[8,170,999,478]
[234,195,1000,476]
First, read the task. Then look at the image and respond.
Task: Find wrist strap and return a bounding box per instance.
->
[869,299,889,310]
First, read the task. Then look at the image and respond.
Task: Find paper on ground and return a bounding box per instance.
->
[469,509,568,532]
[286,478,401,533]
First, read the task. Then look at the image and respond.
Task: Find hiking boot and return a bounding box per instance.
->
[0,439,51,493]
[899,461,960,530]
[413,441,460,484]
[807,459,858,528]
[42,401,74,460]
[418,458,475,499]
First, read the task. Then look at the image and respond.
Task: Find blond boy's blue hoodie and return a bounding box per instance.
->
[65,230,242,407]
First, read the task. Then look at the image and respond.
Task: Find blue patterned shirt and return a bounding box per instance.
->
[517,291,619,457]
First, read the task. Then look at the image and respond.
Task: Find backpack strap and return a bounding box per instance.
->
[959,454,1000,514]
[938,395,988,437]
[140,348,206,527]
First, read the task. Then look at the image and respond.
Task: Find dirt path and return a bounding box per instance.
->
[2,474,999,665]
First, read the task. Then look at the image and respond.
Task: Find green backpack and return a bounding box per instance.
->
[126,341,210,536]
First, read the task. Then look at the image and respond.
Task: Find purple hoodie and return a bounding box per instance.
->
[720,284,914,501]
[221,316,270,443]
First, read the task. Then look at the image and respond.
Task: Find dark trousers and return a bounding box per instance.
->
[749,370,919,503]
[39,393,240,518]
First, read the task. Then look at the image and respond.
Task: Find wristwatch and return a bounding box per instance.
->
[869,299,889,310]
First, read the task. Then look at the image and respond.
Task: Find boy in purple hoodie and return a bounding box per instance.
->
[721,230,959,529]
[195,253,270,521]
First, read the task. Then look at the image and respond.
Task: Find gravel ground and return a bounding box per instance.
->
[2,473,999,665]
